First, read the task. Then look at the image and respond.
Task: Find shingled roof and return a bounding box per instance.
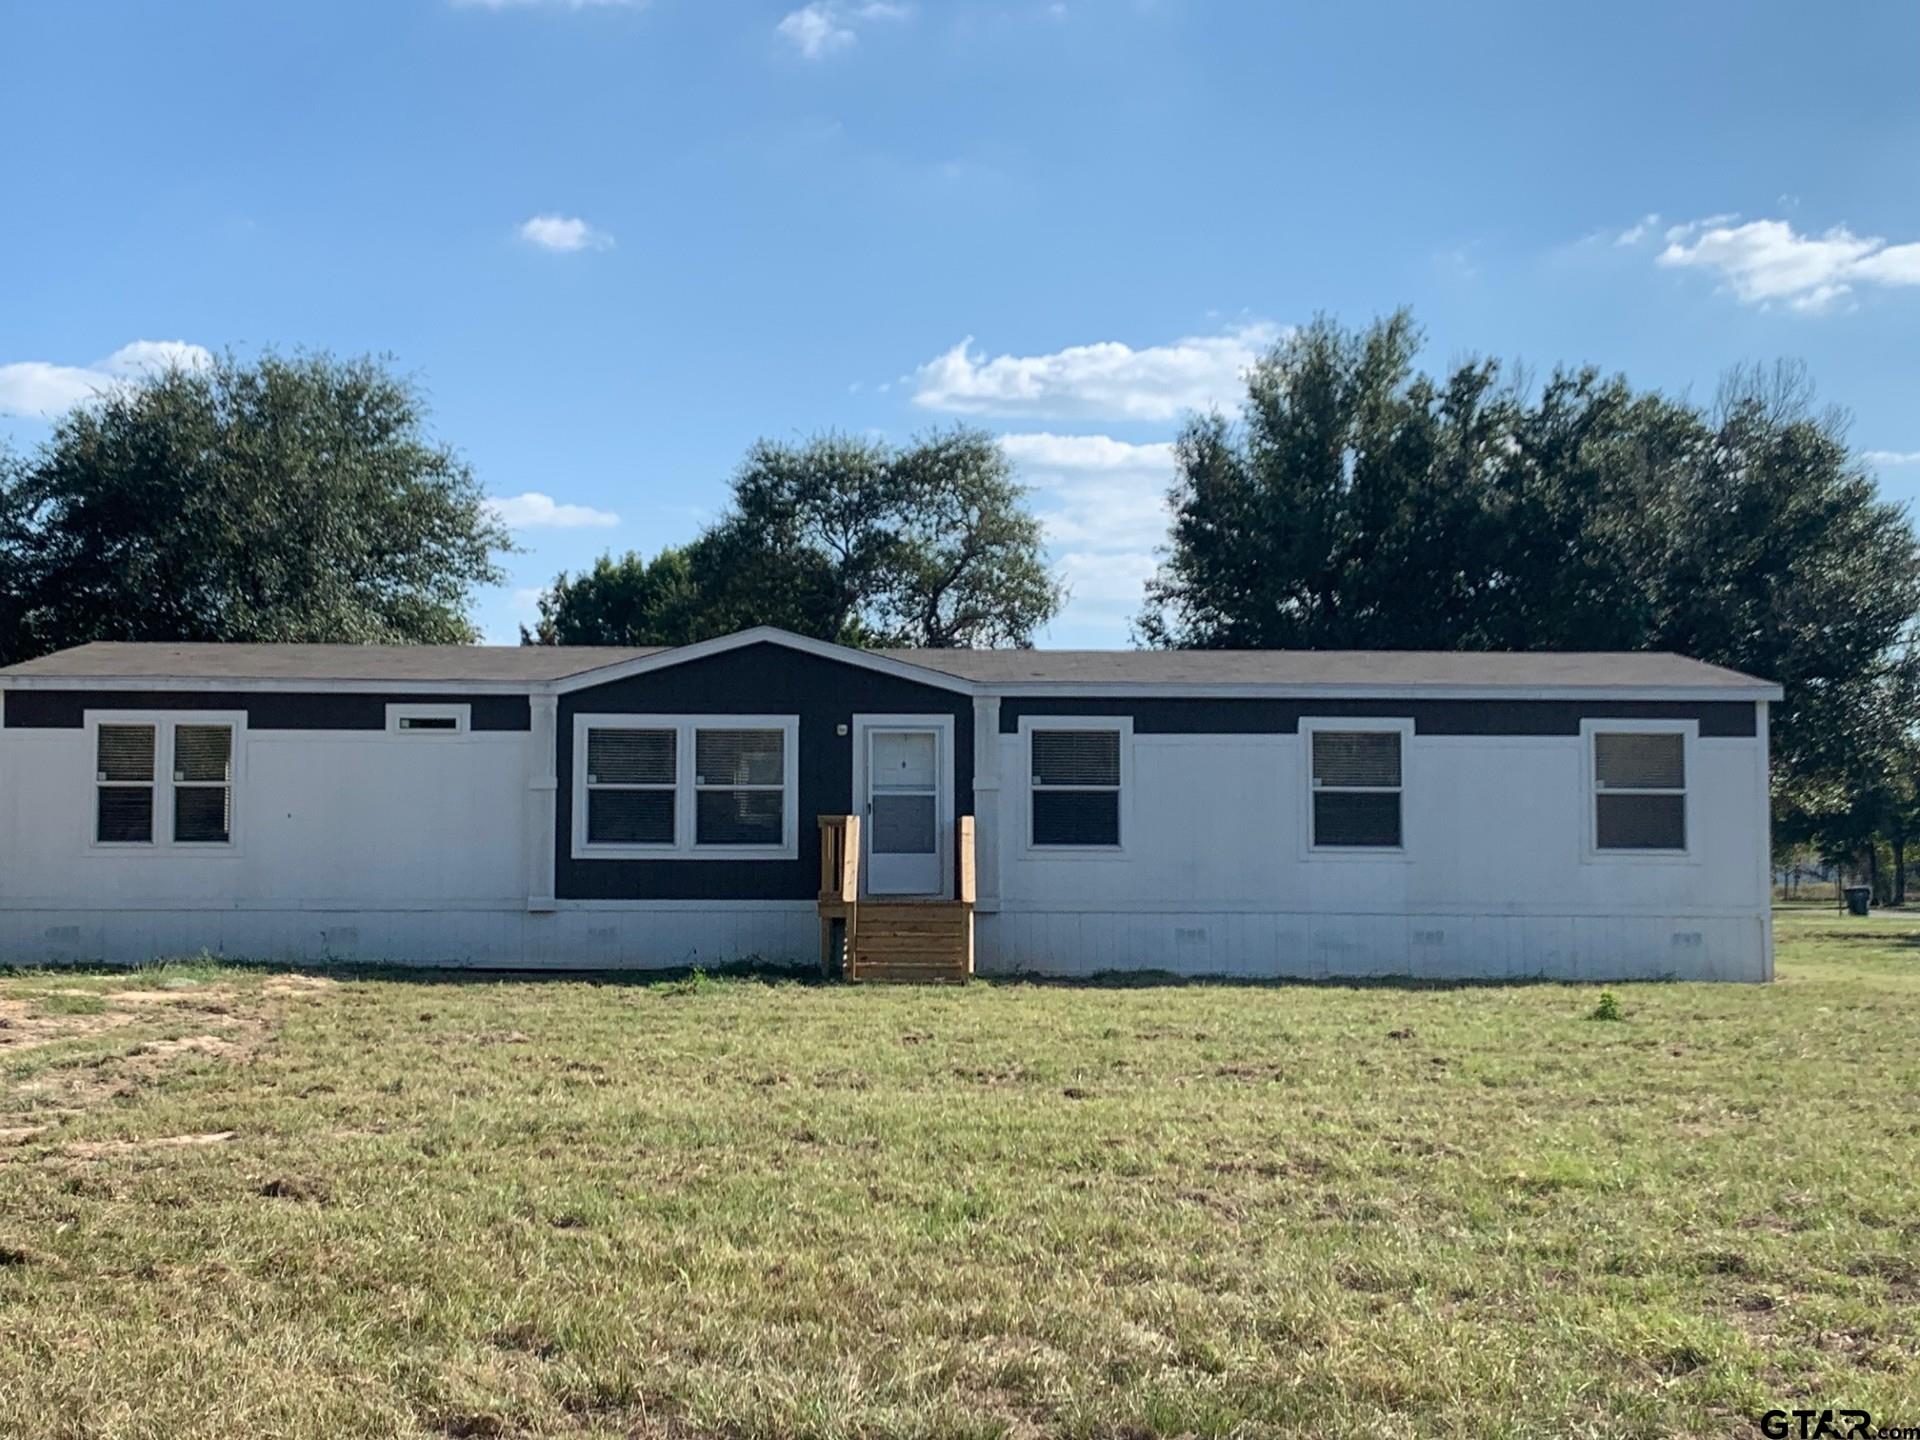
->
[0,632,1780,696]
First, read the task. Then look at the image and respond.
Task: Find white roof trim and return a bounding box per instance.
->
[547,626,978,696]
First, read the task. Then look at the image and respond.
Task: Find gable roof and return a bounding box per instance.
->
[0,628,1782,700]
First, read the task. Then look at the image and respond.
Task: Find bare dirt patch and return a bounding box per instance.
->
[61,1130,238,1158]
[2,982,290,1131]
[0,997,142,1051]
[98,987,218,1006]
[136,1034,247,1060]
[262,974,338,996]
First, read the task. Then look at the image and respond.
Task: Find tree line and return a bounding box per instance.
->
[522,428,1058,649]
[1,318,1914,886]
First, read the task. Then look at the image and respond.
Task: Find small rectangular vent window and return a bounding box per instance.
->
[388,705,469,735]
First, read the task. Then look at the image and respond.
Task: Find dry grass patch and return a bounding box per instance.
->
[0,921,1917,1437]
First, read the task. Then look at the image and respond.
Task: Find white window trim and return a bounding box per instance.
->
[571,714,799,861]
[386,703,471,736]
[84,710,246,854]
[1018,715,1132,857]
[1300,717,1413,860]
[1582,718,1696,863]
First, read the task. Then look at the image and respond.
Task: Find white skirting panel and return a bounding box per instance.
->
[0,904,820,970]
[0,904,1767,981]
[974,910,1770,983]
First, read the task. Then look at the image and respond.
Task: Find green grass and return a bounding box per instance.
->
[2,913,1917,1438]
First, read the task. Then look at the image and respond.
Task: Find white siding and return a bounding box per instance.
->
[980,729,1770,981]
[0,724,817,968]
[0,710,1771,979]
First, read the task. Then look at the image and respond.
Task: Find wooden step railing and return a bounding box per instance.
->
[819,814,861,907]
[817,814,974,982]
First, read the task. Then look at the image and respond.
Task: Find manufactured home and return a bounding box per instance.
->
[0,628,1780,980]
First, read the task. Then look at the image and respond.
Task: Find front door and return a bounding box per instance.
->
[860,722,947,896]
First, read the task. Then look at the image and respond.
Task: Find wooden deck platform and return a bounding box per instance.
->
[818,815,975,983]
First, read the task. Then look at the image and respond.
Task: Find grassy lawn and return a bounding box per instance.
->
[2,914,1917,1439]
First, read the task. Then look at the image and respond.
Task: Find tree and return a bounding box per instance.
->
[1142,313,1920,852]
[0,352,509,661]
[522,546,703,646]
[531,428,1060,649]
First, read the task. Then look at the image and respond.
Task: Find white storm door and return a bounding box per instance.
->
[862,723,946,896]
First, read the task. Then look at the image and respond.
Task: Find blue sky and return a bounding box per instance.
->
[4,0,1919,646]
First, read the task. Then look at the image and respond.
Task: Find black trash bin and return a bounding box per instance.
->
[1844,885,1871,917]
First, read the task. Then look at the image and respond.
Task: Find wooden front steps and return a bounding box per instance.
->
[818,815,975,983]
[844,901,973,983]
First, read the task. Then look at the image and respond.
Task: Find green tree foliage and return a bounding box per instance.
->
[0,353,508,662]
[532,428,1060,649]
[523,547,703,646]
[1143,313,1920,853]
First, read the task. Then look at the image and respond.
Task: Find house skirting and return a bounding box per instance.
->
[0,902,1769,981]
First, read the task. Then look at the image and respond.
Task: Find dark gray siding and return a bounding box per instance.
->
[999,697,1759,737]
[4,690,531,731]
[558,642,973,902]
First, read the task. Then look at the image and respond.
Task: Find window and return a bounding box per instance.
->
[96,724,156,844]
[1308,725,1404,850]
[586,728,677,846]
[573,715,797,858]
[1592,728,1687,852]
[695,729,786,846]
[172,725,234,844]
[387,704,470,735]
[1028,723,1125,848]
[90,714,241,849]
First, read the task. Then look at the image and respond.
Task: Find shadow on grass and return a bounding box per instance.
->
[0,954,1684,993]
[981,969,1682,992]
[0,954,833,991]
[1775,920,1920,951]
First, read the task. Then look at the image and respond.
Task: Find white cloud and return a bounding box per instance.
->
[98,340,213,376]
[485,492,621,529]
[1055,551,1158,632]
[511,585,548,613]
[776,1,907,59]
[995,433,1178,637]
[517,215,614,253]
[1656,216,1920,313]
[1863,450,1920,467]
[1662,213,1739,244]
[1614,213,1661,246]
[914,322,1279,422]
[1000,432,1177,551]
[0,340,212,419]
